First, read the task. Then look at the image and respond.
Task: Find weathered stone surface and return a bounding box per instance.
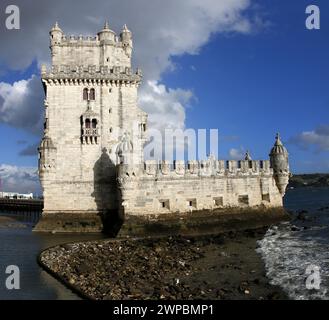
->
[36,22,147,233]
[118,207,290,238]
[117,163,286,217]
[36,22,290,233]
[33,211,103,233]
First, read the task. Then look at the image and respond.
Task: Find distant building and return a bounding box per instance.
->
[0,192,34,200]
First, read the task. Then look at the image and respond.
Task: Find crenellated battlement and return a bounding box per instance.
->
[139,159,272,177]
[62,35,99,42]
[50,22,131,47]
[115,134,290,218]
[49,22,134,71]
[41,64,142,83]
[58,34,124,45]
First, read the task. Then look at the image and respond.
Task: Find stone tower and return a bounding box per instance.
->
[35,22,147,232]
[269,133,290,195]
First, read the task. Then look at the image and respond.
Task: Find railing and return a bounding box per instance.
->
[0,198,43,223]
[83,128,99,136]
[0,198,43,212]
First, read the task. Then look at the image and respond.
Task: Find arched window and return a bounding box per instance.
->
[92,119,97,129]
[89,88,95,100]
[85,119,91,128]
[83,88,88,100]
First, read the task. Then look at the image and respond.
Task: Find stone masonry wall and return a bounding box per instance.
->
[39,23,146,220]
[118,159,284,217]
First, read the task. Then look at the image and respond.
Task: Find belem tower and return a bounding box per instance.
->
[35,22,290,234]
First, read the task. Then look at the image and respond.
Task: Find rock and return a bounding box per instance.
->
[154,246,162,253]
[38,231,287,300]
[75,262,91,274]
[296,209,310,221]
[62,244,74,251]
[238,281,249,293]
[268,291,281,300]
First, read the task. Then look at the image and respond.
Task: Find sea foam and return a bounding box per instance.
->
[257,222,329,300]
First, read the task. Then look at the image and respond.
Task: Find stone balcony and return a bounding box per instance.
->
[81,128,100,144]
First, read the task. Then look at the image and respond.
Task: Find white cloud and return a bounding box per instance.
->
[0,75,44,134]
[289,125,329,152]
[0,0,259,77]
[229,147,245,160]
[140,81,193,161]
[139,81,194,132]
[0,164,40,195]
[0,0,262,135]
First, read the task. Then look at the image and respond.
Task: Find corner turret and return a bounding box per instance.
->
[98,21,116,42]
[38,135,57,183]
[269,133,290,195]
[120,24,133,57]
[49,22,63,60]
[50,22,63,46]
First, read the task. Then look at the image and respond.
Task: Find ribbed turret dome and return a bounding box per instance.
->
[120,24,132,44]
[270,133,288,156]
[122,24,131,33]
[98,21,116,39]
[50,22,62,33]
[244,150,252,161]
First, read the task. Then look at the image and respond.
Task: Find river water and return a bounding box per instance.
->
[258,187,329,300]
[0,187,328,300]
[0,220,104,300]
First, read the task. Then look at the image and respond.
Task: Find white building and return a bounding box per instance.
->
[0,192,34,199]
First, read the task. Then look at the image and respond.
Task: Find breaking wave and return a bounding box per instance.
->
[257,222,329,300]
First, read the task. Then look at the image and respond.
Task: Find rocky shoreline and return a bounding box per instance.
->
[0,216,28,229]
[39,227,288,300]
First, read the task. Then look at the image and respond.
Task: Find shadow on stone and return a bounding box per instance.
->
[92,148,123,237]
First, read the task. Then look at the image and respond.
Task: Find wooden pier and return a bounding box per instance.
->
[0,198,43,223]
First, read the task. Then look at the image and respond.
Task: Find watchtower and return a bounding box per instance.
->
[35,22,147,232]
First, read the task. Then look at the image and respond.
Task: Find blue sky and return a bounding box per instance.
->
[0,0,328,194]
[163,0,329,173]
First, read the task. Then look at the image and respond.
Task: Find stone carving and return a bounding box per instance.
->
[160,161,171,175]
[145,160,157,175]
[174,160,185,175]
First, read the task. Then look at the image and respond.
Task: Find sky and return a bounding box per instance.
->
[0,0,328,195]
